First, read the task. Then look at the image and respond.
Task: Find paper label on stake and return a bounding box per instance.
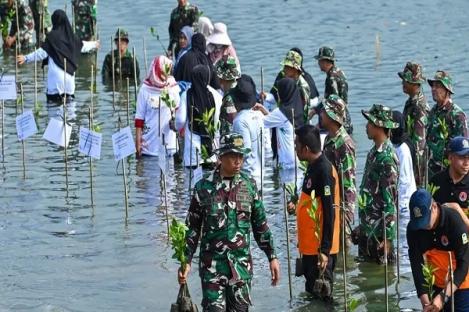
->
[79,127,102,159]
[157,148,169,172]
[191,166,203,188]
[43,118,72,147]
[16,110,37,141]
[112,126,136,161]
[0,75,17,100]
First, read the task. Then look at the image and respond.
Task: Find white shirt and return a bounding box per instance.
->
[395,142,417,211]
[233,109,264,181]
[263,108,298,169]
[175,86,222,167]
[24,41,98,95]
[135,83,180,156]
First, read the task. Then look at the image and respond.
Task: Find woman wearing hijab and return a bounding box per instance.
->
[135,55,180,158]
[391,110,417,212]
[173,26,194,74]
[254,78,304,169]
[175,64,222,168]
[174,33,219,90]
[17,9,99,103]
[195,16,214,39]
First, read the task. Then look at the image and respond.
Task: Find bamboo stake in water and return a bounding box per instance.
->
[15,0,21,51]
[396,194,400,289]
[1,100,4,162]
[132,46,138,103]
[260,66,264,104]
[63,58,69,186]
[118,28,122,84]
[292,108,297,187]
[143,37,148,73]
[118,116,129,221]
[111,36,116,110]
[89,64,95,206]
[34,50,38,112]
[259,127,263,200]
[188,106,194,194]
[339,163,348,312]
[449,252,455,312]
[283,184,293,302]
[162,134,170,238]
[126,78,130,126]
[71,4,75,33]
[19,83,25,179]
[383,211,389,312]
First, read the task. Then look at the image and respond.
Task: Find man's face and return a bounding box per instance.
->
[319,110,330,129]
[449,153,469,177]
[317,59,330,72]
[178,0,187,7]
[115,39,129,55]
[220,152,244,176]
[283,66,300,80]
[431,81,448,104]
[427,201,439,230]
[402,80,418,95]
[295,136,308,161]
[219,79,234,93]
[366,121,376,140]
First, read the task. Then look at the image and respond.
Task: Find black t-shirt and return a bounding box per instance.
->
[431,169,469,209]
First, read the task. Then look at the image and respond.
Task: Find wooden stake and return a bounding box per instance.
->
[162,134,170,238]
[449,252,455,312]
[63,58,69,186]
[132,46,138,104]
[143,36,148,73]
[118,28,122,84]
[126,77,130,126]
[111,36,116,110]
[89,64,95,206]
[339,163,348,311]
[1,100,4,162]
[259,127,263,199]
[383,211,389,312]
[19,83,25,179]
[34,49,37,110]
[283,184,293,302]
[260,66,264,104]
[118,116,129,221]
[15,0,21,51]
[188,106,194,194]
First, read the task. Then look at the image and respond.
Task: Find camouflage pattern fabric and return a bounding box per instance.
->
[362,104,399,129]
[185,168,276,309]
[402,90,429,187]
[297,74,311,119]
[219,90,237,136]
[323,126,357,230]
[398,61,426,85]
[72,0,96,41]
[215,56,240,81]
[358,140,399,259]
[102,49,140,84]
[314,46,335,61]
[6,0,34,49]
[29,0,51,45]
[426,100,468,178]
[324,66,352,133]
[168,2,199,52]
[281,50,302,72]
[428,70,454,94]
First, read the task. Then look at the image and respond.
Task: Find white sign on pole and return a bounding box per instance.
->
[43,118,72,147]
[16,110,37,141]
[157,148,169,172]
[79,127,102,159]
[112,126,136,161]
[191,166,204,188]
[0,75,17,100]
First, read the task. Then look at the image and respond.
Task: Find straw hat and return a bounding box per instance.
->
[207,23,232,46]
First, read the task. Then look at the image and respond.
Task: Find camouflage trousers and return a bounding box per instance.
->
[201,271,251,312]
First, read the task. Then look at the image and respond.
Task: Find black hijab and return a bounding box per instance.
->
[187,65,216,137]
[175,33,219,89]
[391,110,417,163]
[277,78,304,128]
[233,74,257,111]
[41,10,83,75]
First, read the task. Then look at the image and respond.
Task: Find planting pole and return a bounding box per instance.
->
[283,184,293,302]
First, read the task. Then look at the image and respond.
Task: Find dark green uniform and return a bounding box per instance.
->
[102,49,140,84]
[72,0,96,41]
[168,2,198,53]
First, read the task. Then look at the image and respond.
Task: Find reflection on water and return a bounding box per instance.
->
[1,0,468,311]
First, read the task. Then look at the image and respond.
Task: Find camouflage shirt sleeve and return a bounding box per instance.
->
[453,110,468,137]
[411,106,428,155]
[185,192,204,263]
[342,144,357,211]
[379,157,399,240]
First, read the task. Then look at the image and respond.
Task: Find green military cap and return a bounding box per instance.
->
[427,70,454,94]
[216,133,251,156]
[362,104,399,129]
[398,62,426,84]
[215,56,241,81]
[323,94,346,125]
[281,50,303,72]
[314,46,335,61]
[114,28,129,42]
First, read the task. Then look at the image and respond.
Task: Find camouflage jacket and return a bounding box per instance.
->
[426,101,468,178]
[102,49,140,84]
[324,65,352,133]
[29,0,51,44]
[219,90,236,136]
[185,168,277,282]
[271,74,310,122]
[6,0,34,48]
[403,90,429,187]
[359,140,399,241]
[168,3,198,51]
[72,0,96,41]
[323,126,357,214]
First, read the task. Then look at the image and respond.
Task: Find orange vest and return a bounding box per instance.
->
[426,249,469,289]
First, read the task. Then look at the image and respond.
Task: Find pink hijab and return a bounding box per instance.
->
[143,56,178,90]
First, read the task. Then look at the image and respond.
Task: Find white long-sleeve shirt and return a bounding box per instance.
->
[24,41,98,95]
[175,86,222,167]
[395,142,417,211]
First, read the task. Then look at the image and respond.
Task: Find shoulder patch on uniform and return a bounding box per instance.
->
[462,233,468,245]
[324,185,331,196]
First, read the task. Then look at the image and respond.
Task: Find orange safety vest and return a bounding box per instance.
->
[426,249,469,289]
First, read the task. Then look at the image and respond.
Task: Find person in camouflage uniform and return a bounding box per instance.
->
[102,28,140,84]
[354,104,399,264]
[71,0,96,41]
[398,62,429,187]
[320,94,357,243]
[179,133,280,311]
[168,0,199,56]
[1,0,34,50]
[427,70,468,180]
[29,0,51,46]
[215,55,241,136]
[314,46,353,134]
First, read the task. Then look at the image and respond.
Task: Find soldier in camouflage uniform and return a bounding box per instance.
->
[102,28,140,84]
[1,0,34,50]
[320,95,357,243]
[215,56,241,136]
[355,104,399,264]
[71,0,96,41]
[314,46,353,134]
[426,71,468,180]
[29,0,51,46]
[179,133,280,311]
[168,0,199,56]
[398,62,429,187]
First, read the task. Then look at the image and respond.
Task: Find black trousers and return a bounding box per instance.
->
[303,254,337,299]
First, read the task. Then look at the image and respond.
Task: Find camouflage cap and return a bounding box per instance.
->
[215,56,241,81]
[323,94,346,125]
[281,50,303,72]
[114,28,129,41]
[427,70,454,94]
[398,62,425,84]
[314,46,335,61]
[361,104,399,129]
[216,133,251,156]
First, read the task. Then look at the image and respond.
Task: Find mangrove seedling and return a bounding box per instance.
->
[149,26,170,57]
[422,263,438,301]
[427,183,440,196]
[170,218,189,271]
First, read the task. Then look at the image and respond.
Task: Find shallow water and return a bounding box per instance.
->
[1,0,468,311]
